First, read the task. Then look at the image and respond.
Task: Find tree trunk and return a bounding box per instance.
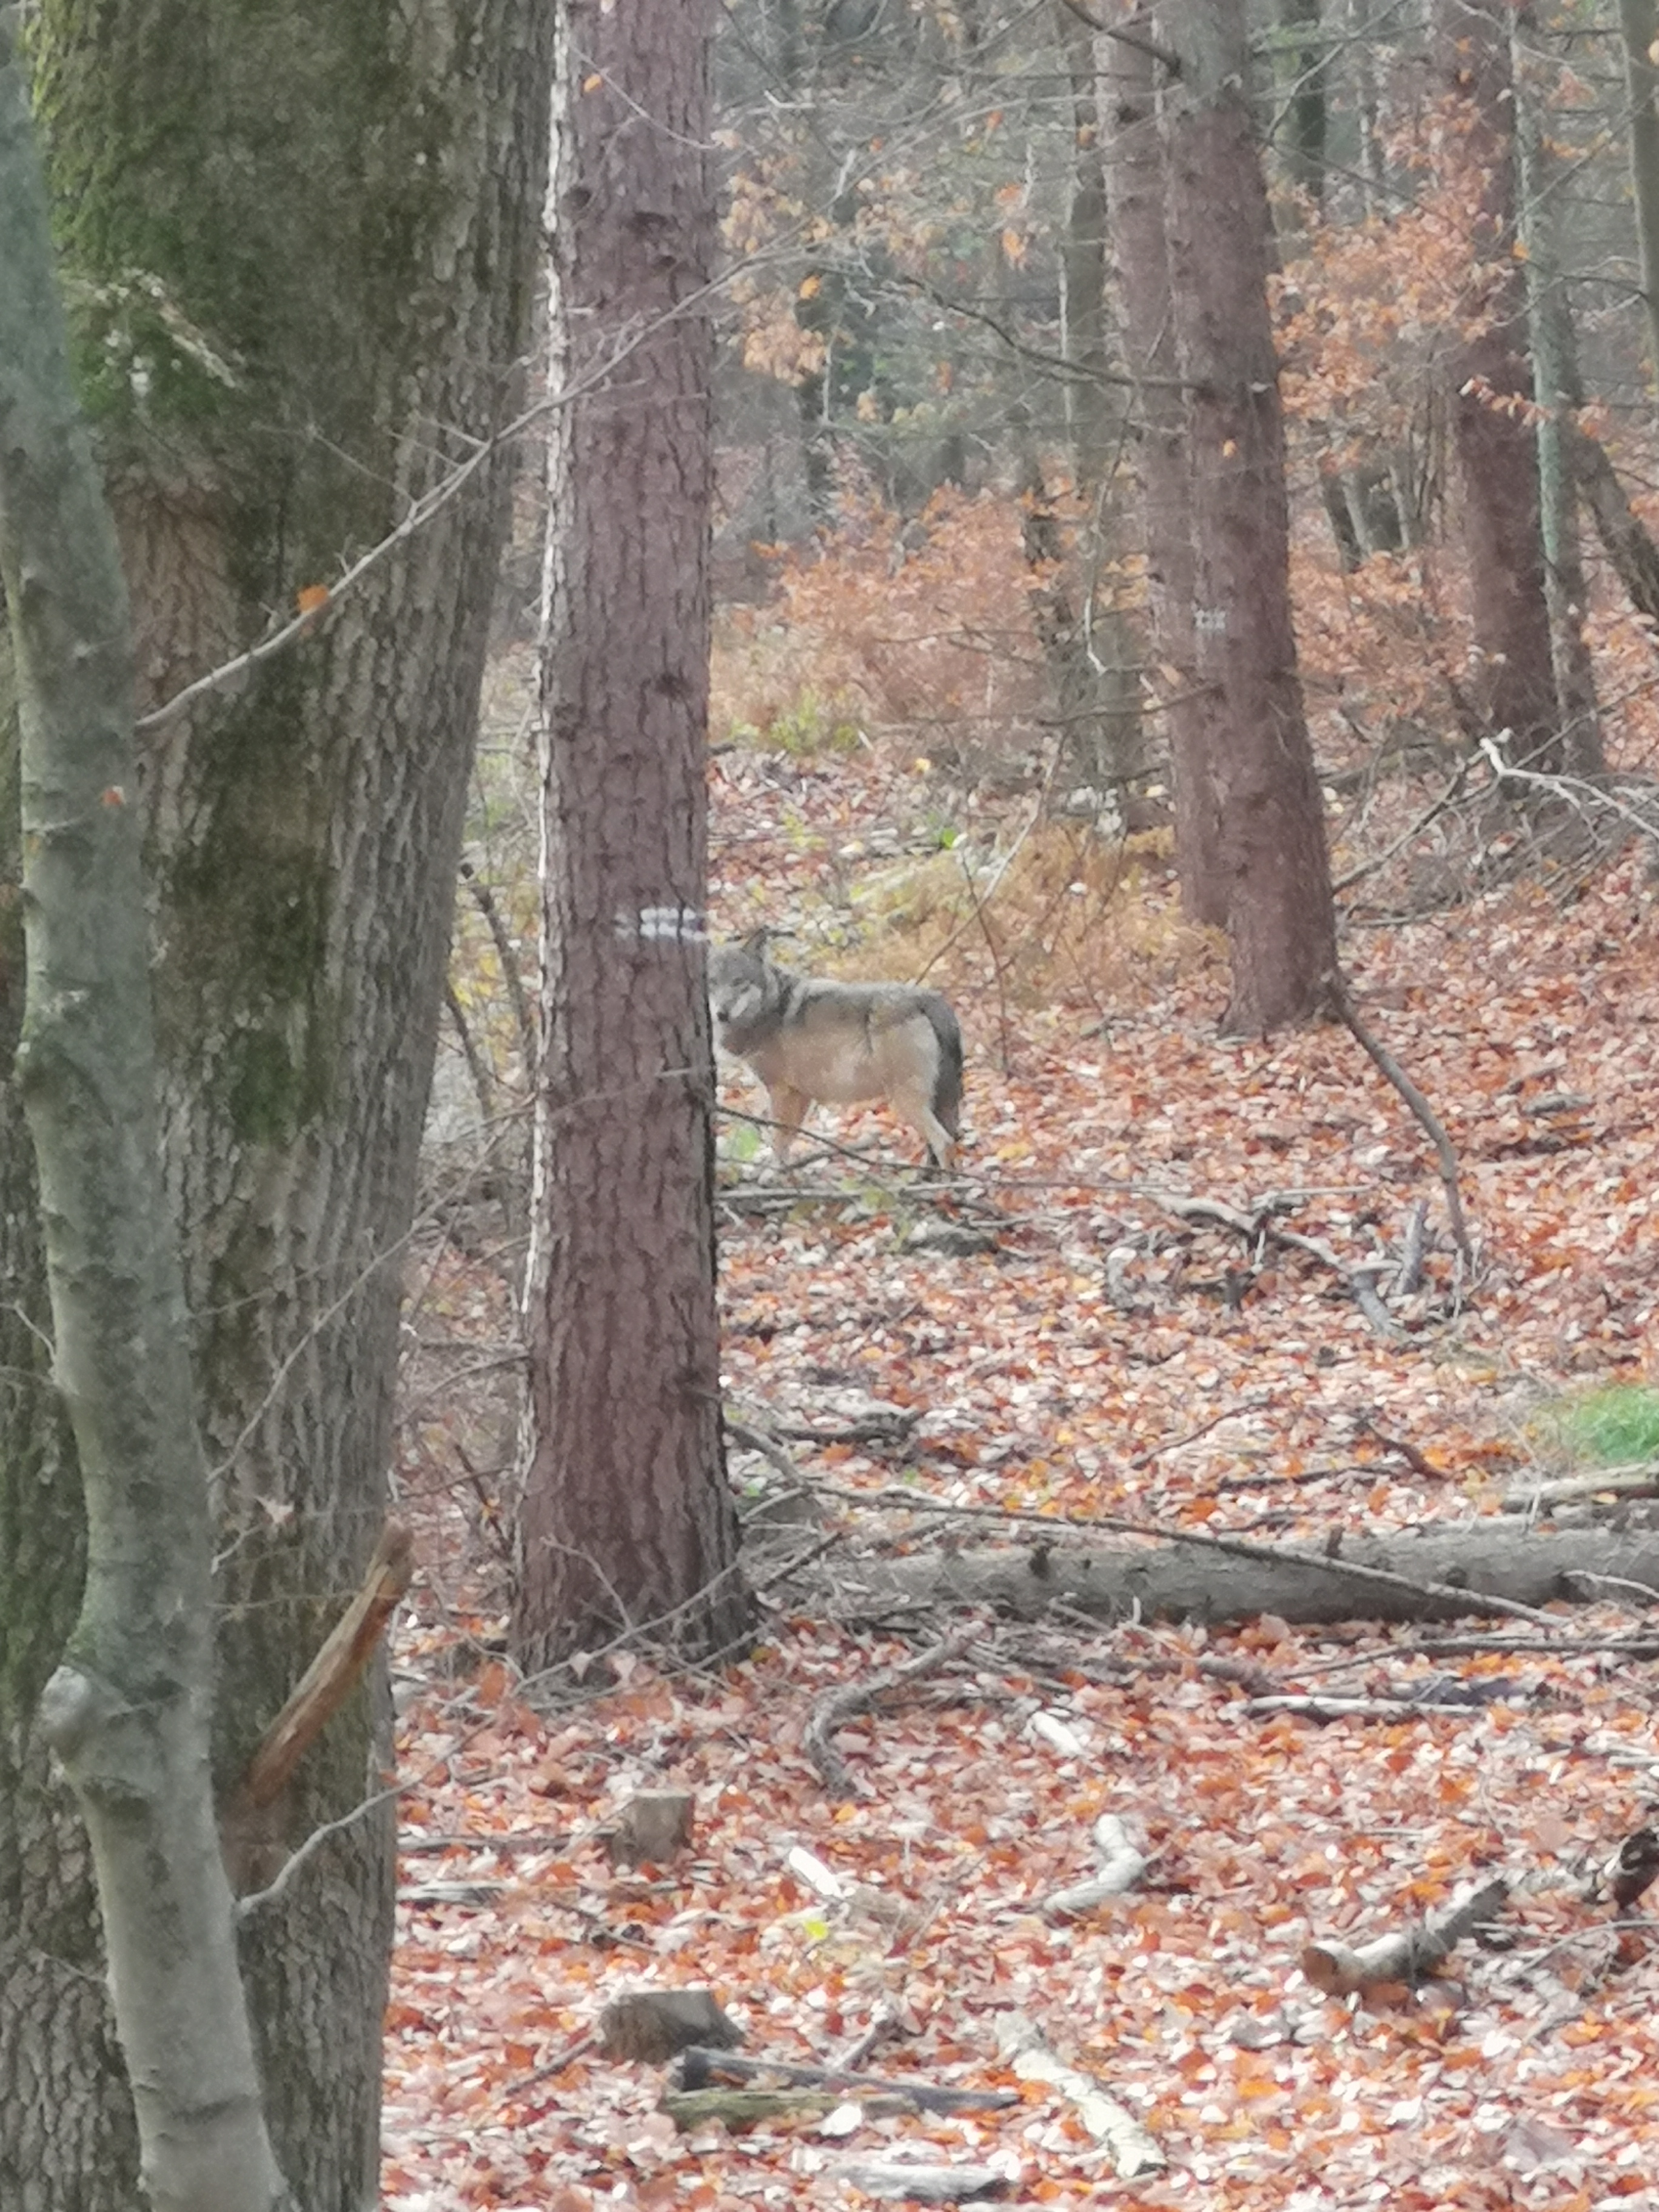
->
[1096,8,1226,923]
[1274,0,1329,213]
[1618,0,1659,375]
[1159,0,1340,1029]
[0,655,140,2204]
[1,4,552,2203]
[1572,420,1659,633]
[1509,4,1602,776]
[515,0,752,1669]
[1440,0,1563,772]
[0,27,289,2208]
[1048,0,1145,797]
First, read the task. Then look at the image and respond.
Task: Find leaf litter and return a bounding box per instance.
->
[385,740,1659,2210]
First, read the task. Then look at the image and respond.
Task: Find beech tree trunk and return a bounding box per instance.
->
[1440,0,1564,773]
[1159,0,1339,1028]
[1,4,552,2203]
[1097,9,1226,924]
[515,0,752,1669]
[0,35,291,2207]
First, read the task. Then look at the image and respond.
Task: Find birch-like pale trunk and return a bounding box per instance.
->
[0,27,288,2211]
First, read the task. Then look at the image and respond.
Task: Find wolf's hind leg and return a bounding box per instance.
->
[890,1079,957,1171]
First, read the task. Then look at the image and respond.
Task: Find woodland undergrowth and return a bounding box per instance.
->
[384,523,1659,2210]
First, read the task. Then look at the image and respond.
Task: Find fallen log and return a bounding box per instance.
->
[842,1525,1659,1627]
[675,2046,1020,2115]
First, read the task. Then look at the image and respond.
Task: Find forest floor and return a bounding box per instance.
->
[382,734,1659,2212]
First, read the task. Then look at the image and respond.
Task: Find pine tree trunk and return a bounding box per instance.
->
[0,4,553,2202]
[1159,0,1339,1030]
[1097,9,1227,924]
[515,0,752,1669]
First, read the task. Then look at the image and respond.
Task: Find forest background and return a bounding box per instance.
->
[7,0,1659,2207]
[398,1,1659,2204]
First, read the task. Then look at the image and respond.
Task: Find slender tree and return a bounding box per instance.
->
[1439,0,1564,771]
[1509,3,1601,775]
[515,0,752,1667]
[1046,0,1145,797]
[1618,0,1659,375]
[1,3,552,2199]
[1097,7,1225,924]
[1159,0,1339,1027]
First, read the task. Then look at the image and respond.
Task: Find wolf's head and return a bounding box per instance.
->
[707,933,787,1053]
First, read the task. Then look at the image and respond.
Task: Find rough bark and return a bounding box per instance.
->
[845,1524,1659,1626]
[1440,0,1564,772]
[1159,0,1340,1028]
[1096,8,1225,922]
[1,3,553,2203]
[515,0,752,1668]
[0,25,288,2208]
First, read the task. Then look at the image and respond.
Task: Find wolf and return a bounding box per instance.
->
[708,935,963,1169]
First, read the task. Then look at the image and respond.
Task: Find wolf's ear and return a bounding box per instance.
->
[739,926,774,957]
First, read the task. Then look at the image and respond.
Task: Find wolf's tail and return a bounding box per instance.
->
[921,994,964,1139]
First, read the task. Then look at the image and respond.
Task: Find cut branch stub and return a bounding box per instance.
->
[597,1988,743,2065]
[605,1788,695,1868]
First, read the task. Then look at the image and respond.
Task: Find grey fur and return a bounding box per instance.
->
[708,936,963,1167]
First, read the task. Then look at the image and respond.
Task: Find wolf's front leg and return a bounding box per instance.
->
[766,1083,811,1164]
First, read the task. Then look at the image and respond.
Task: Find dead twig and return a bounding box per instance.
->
[805,1624,982,1797]
[1329,980,1473,1267]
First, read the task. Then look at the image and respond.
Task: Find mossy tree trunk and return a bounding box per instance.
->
[1,35,292,2205]
[0,3,553,2205]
